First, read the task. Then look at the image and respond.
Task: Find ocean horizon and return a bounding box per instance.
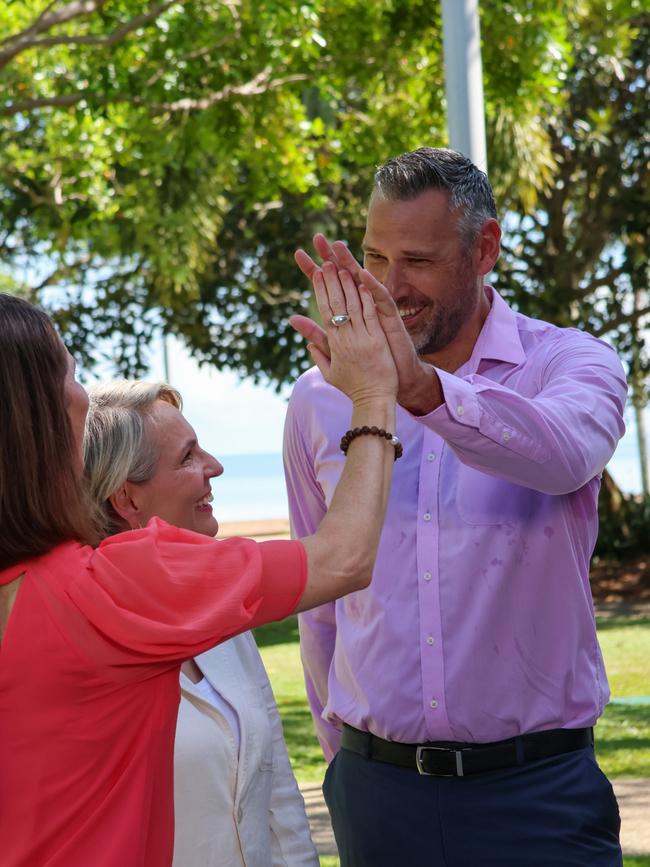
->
[212,451,289,523]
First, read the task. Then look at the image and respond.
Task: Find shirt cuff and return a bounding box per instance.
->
[410,368,549,462]
[407,368,481,427]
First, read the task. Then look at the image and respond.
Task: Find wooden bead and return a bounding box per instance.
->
[340,426,403,460]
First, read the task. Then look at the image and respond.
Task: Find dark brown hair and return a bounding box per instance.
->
[0,293,99,569]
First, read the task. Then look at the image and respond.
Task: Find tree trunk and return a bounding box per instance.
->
[633,393,649,497]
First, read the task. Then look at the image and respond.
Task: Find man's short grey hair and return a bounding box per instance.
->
[83,380,182,538]
[373,147,497,248]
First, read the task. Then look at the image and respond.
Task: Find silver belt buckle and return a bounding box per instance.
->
[415,745,465,776]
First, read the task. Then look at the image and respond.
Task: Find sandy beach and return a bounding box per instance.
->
[218,518,290,541]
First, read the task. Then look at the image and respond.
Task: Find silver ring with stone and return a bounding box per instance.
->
[330,313,350,327]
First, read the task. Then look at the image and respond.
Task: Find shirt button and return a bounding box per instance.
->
[427,453,435,462]
[426,636,434,645]
[502,430,511,442]
[423,512,432,522]
[456,405,465,416]
[430,699,438,709]
[423,571,432,581]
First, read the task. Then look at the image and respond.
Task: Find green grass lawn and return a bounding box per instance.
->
[255,615,650,864]
[596,618,650,777]
[597,618,650,696]
[255,618,327,782]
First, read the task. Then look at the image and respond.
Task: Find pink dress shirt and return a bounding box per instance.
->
[283,287,627,762]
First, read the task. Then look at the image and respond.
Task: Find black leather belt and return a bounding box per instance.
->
[341,724,594,777]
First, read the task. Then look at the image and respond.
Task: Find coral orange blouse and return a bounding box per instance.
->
[0,519,306,867]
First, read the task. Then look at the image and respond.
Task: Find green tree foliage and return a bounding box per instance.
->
[497,2,649,375]
[1,0,569,380]
[493,3,650,544]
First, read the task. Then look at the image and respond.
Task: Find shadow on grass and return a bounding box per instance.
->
[254,615,300,647]
[597,704,650,777]
[596,617,650,631]
[599,703,650,731]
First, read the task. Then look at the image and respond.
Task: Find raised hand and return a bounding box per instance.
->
[294,234,442,414]
[291,260,398,407]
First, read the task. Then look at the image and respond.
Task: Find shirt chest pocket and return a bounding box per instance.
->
[455,465,534,525]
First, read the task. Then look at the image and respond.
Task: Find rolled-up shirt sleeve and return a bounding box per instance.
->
[416,333,627,494]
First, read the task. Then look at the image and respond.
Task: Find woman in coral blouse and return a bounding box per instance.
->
[0,276,399,867]
[84,379,318,867]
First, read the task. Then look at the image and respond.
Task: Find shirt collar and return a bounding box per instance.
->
[463,286,526,373]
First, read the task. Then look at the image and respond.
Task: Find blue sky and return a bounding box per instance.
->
[144,335,292,457]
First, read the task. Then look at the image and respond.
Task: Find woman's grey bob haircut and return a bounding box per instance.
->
[83,380,182,538]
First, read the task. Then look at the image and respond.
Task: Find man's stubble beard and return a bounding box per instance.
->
[408,257,480,358]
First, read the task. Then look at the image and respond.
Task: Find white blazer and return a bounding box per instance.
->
[172,631,318,867]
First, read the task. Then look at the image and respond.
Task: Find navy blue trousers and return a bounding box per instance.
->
[323,745,622,866]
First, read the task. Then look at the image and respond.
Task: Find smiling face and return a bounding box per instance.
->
[130,400,223,537]
[362,189,498,370]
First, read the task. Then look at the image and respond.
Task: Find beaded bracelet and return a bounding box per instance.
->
[339,426,403,461]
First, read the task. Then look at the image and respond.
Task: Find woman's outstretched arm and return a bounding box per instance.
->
[291,262,398,612]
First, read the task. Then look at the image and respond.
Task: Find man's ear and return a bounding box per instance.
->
[109,483,144,530]
[474,218,501,277]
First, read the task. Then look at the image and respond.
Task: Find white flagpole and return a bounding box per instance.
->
[440,0,488,171]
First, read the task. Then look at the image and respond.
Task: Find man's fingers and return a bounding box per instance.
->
[314,235,363,284]
[288,315,330,358]
[359,268,400,319]
[301,235,363,283]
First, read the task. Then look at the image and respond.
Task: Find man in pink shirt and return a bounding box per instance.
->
[284,148,627,866]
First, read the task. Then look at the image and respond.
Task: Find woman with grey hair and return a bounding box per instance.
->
[84,380,319,867]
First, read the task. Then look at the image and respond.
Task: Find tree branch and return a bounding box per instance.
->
[580,266,628,293]
[8,175,53,207]
[32,255,94,291]
[1,68,309,116]
[19,0,179,52]
[593,305,650,338]
[145,69,309,112]
[0,0,109,69]
[144,32,244,88]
